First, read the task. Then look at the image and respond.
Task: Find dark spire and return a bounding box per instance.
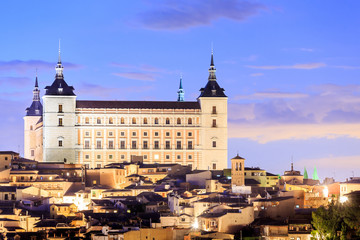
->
[198,51,226,98]
[25,74,43,116]
[177,75,185,102]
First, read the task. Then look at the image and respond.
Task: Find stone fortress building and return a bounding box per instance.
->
[24,49,228,170]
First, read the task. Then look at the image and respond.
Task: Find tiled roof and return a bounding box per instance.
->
[76,100,201,109]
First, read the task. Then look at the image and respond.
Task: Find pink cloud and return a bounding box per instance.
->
[246,62,326,70]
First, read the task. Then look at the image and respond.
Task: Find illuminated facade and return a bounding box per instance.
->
[24,51,228,170]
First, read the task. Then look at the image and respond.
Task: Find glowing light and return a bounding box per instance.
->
[323,187,328,197]
[154,154,159,160]
[340,196,348,203]
[192,218,198,229]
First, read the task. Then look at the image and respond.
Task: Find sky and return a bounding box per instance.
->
[1,0,360,181]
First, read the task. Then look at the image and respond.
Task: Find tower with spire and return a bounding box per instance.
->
[24,74,43,160]
[42,43,77,163]
[177,76,185,101]
[198,51,228,170]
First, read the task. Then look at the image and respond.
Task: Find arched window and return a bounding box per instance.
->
[188,118,192,125]
[109,117,113,124]
[235,162,238,171]
[132,117,136,124]
[85,117,89,124]
[143,118,148,124]
[177,118,181,125]
[154,118,159,124]
[166,118,170,125]
[120,117,125,124]
[97,118,101,124]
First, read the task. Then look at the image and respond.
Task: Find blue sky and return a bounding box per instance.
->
[1,0,360,181]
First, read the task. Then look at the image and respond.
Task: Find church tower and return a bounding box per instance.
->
[42,46,77,163]
[231,154,245,186]
[24,74,43,160]
[198,52,228,170]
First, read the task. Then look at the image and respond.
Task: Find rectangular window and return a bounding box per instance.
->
[213,163,217,170]
[177,132,181,137]
[154,132,159,137]
[212,106,216,114]
[154,141,159,149]
[165,155,170,160]
[177,155,181,160]
[97,155,101,160]
[58,104,63,113]
[165,141,171,149]
[188,132,192,137]
[143,141,148,149]
[31,150,35,157]
[97,164,102,168]
[58,118,63,126]
[187,141,193,149]
[58,140,63,147]
[166,132,170,137]
[212,141,216,148]
[108,140,114,149]
[176,141,182,149]
[96,140,102,149]
[96,131,101,136]
[109,131,113,137]
[120,141,125,149]
[143,132,148,137]
[85,131,90,136]
[85,140,90,149]
[132,141,137,149]
[212,119,216,127]
[144,155,148,160]
[121,155,125,159]
[85,155,90,159]
[132,131,137,136]
[120,131,125,137]
[188,155,192,160]
[109,155,113,160]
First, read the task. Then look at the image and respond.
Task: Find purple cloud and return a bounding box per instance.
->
[0,60,82,74]
[136,0,267,30]
[0,76,31,87]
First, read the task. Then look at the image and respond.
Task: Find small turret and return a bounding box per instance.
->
[177,76,185,102]
[25,74,43,116]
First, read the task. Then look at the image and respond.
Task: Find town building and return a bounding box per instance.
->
[24,50,228,170]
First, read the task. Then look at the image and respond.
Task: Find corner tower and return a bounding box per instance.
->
[42,46,76,163]
[24,75,43,160]
[177,76,185,101]
[198,52,228,170]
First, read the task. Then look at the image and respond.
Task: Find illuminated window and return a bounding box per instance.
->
[109,117,113,124]
[58,104,63,113]
[143,118,148,124]
[121,117,125,124]
[97,155,101,160]
[177,118,181,125]
[166,118,170,124]
[212,106,216,114]
[85,117,89,124]
[58,118,63,126]
[154,118,159,124]
[109,155,113,160]
[188,118,192,125]
[132,117,136,124]
[213,163,216,170]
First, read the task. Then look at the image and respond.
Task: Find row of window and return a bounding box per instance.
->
[59,117,218,128]
[84,154,194,161]
[86,131,194,137]
[85,117,195,125]
[83,140,198,149]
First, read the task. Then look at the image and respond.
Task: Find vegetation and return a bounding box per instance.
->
[311,201,360,240]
